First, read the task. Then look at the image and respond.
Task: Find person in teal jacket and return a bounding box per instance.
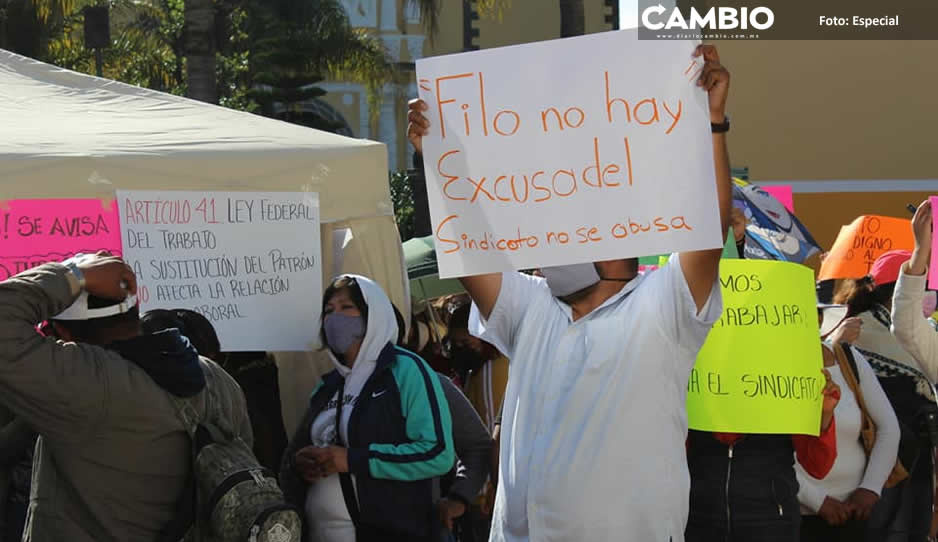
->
[280,274,454,542]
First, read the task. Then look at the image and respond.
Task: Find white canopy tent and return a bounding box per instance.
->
[0,50,408,435]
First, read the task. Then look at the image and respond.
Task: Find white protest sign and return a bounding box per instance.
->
[416,29,722,278]
[117,190,322,351]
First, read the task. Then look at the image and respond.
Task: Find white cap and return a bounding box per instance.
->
[54,291,138,321]
[818,304,848,337]
[53,253,138,321]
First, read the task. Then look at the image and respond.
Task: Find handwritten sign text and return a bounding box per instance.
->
[687,260,823,435]
[416,30,722,277]
[0,199,121,280]
[118,190,322,351]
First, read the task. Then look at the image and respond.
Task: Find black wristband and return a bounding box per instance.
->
[711,117,730,133]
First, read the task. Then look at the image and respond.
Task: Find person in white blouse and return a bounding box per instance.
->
[796,315,900,542]
[891,199,938,379]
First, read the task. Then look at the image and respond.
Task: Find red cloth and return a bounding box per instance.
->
[712,419,838,479]
[870,250,912,286]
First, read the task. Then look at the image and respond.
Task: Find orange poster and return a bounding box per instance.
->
[818,215,914,280]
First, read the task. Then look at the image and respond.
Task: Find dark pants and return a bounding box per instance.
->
[358,523,435,542]
[801,514,865,541]
[686,512,800,542]
[3,499,28,542]
[866,453,933,542]
[456,505,491,542]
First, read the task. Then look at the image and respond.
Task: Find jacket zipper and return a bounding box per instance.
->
[771,480,783,517]
[724,444,734,542]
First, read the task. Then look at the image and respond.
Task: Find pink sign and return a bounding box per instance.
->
[762,185,795,213]
[0,199,121,280]
[930,196,938,290]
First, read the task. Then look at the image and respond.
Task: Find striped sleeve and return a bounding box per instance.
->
[349,349,454,481]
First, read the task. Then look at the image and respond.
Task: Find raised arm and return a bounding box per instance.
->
[892,200,938,377]
[0,256,136,444]
[678,44,732,313]
[907,199,932,279]
[408,97,502,318]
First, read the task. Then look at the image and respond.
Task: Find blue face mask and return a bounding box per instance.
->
[324,313,365,355]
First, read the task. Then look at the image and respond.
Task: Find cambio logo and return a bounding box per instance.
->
[642,4,775,31]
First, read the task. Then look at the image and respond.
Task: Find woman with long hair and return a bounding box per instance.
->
[796,323,900,541]
[834,245,937,542]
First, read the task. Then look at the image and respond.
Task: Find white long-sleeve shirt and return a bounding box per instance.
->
[796,346,900,513]
[892,269,938,381]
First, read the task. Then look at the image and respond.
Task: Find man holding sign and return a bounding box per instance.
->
[410,43,729,541]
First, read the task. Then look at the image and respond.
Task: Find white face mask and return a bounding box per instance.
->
[540,263,601,298]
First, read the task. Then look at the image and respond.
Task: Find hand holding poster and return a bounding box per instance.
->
[818,215,914,281]
[687,260,823,435]
[117,190,322,351]
[0,199,121,280]
[415,30,722,278]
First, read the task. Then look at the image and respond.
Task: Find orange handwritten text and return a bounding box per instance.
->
[435,72,530,138]
[610,216,693,239]
[604,71,682,134]
[436,216,540,254]
[436,137,632,205]
[434,215,696,255]
[540,106,587,132]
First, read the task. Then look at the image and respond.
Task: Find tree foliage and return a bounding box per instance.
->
[239,0,392,126]
[43,0,186,94]
[408,0,510,39]
[13,0,392,127]
[389,170,415,241]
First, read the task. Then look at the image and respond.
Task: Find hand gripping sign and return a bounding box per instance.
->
[416,30,723,278]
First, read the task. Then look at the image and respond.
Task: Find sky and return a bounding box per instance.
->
[620,0,638,29]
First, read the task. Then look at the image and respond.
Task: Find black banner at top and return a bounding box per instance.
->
[636,0,938,40]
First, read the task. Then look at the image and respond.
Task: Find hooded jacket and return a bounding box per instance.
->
[280,274,454,542]
[0,264,252,542]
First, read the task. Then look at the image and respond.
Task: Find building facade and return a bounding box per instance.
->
[321,0,618,171]
[323,1,937,255]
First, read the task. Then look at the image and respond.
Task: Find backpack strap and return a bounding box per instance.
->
[159,362,212,542]
[334,380,362,526]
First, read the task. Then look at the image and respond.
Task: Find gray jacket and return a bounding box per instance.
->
[437,375,492,505]
[0,264,252,542]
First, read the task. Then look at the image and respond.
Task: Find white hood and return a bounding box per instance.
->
[321,274,399,446]
[326,274,399,377]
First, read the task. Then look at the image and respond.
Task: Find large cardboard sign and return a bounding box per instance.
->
[819,215,914,281]
[416,30,722,278]
[0,198,121,280]
[688,260,824,435]
[930,196,938,290]
[118,190,322,351]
